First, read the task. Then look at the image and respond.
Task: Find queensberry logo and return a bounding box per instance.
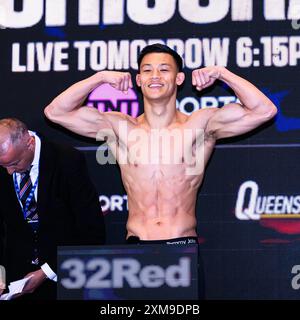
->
[87,84,140,117]
[235,180,300,236]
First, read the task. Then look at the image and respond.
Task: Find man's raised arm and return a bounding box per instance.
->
[192,66,277,139]
[44,71,133,138]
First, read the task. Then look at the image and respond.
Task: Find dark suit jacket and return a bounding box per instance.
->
[0,137,105,294]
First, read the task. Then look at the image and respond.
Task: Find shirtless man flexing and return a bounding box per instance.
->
[44,44,277,244]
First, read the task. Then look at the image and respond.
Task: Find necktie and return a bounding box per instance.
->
[19,170,38,221]
[19,170,39,265]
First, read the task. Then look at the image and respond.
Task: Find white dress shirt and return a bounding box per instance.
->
[14,131,57,282]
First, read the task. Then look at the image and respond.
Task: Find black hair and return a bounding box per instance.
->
[137,43,183,72]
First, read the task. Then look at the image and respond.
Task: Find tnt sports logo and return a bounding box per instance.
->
[99,195,128,213]
[87,84,140,117]
[235,180,300,235]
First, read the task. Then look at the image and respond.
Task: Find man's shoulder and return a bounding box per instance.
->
[40,137,83,164]
[185,107,219,127]
[0,166,10,180]
[105,111,138,127]
[190,107,219,118]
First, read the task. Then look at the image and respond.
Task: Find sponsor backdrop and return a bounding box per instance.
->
[57,244,199,300]
[1,1,300,299]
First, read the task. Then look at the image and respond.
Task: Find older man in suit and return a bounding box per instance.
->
[0,118,106,299]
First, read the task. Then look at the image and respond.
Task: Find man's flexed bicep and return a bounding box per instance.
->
[205,102,275,139]
[47,106,113,139]
[44,71,133,138]
[192,66,277,140]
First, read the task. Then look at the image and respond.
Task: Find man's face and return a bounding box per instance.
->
[0,137,35,175]
[136,53,184,101]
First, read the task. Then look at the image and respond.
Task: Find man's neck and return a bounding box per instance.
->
[143,97,178,129]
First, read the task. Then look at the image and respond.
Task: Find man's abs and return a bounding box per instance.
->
[122,165,201,240]
[126,209,197,240]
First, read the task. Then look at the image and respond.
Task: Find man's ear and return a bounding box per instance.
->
[176,72,185,86]
[136,74,141,87]
[27,136,35,151]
